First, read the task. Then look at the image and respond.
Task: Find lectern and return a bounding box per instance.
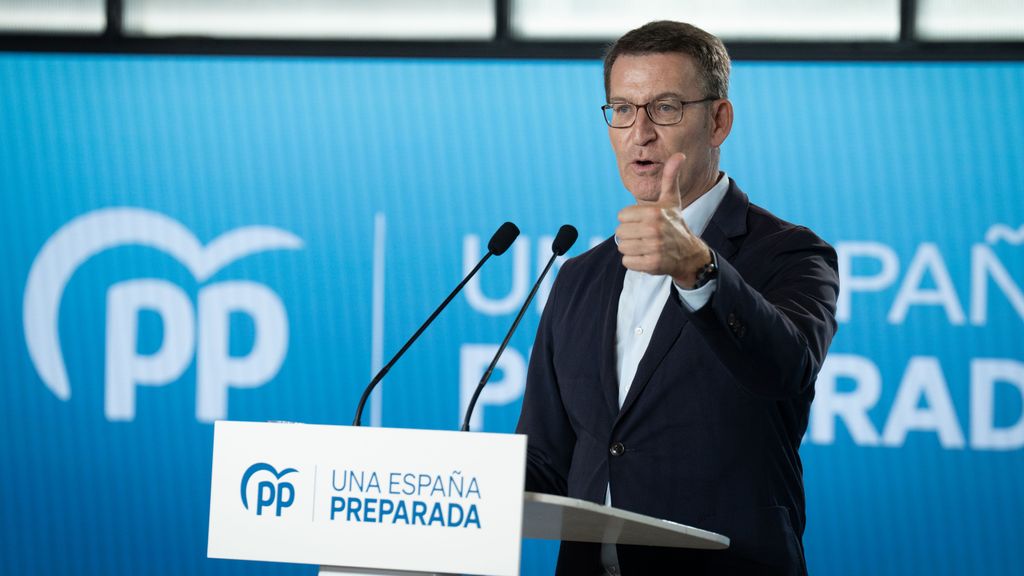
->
[208,421,728,576]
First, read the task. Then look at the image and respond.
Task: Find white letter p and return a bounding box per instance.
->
[105,279,195,421]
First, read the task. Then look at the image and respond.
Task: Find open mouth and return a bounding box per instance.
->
[632,160,659,172]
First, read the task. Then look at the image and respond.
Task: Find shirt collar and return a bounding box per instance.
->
[680,171,729,238]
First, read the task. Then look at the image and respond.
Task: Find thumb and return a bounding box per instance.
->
[658,152,687,208]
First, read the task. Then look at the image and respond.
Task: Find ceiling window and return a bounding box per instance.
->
[0,0,105,34]
[511,0,901,41]
[122,0,495,40]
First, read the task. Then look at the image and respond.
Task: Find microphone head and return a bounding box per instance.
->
[488,221,520,255]
[551,224,579,256]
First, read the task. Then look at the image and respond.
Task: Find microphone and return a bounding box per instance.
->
[460,224,578,432]
[352,221,520,426]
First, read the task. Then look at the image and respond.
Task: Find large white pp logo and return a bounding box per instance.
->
[23,208,303,423]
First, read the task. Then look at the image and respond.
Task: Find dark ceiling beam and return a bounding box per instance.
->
[1,34,1022,61]
[103,0,123,38]
[900,0,917,43]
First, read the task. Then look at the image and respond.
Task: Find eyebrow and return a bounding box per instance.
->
[608,91,686,102]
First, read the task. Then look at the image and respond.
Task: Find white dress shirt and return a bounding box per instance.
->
[601,173,730,573]
[613,173,729,410]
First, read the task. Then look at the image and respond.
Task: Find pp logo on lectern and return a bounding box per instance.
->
[23,207,303,423]
[241,462,298,517]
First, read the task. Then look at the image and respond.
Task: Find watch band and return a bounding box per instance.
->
[693,250,719,289]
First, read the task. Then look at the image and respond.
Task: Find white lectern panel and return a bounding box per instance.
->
[208,421,526,576]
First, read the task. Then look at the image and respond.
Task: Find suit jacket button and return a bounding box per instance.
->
[727,312,737,327]
[609,442,625,456]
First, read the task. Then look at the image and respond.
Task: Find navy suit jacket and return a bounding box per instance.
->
[516,180,839,575]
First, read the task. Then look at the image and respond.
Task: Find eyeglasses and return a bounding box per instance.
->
[601,97,716,128]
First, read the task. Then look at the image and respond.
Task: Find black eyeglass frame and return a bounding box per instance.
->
[601,96,718,128]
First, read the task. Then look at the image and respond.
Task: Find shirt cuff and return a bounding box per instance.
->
[674,277,717,311]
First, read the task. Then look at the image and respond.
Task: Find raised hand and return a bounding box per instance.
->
[615,152,713,288]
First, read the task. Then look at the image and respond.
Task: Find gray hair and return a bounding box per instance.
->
[603,20,731,100]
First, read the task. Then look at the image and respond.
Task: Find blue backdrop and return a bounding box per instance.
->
[1,53,1022,575]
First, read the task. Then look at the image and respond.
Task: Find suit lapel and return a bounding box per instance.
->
[615,180,750,420]
[617,286,688,418]
[700,179,748,261]
[600,250,627,418]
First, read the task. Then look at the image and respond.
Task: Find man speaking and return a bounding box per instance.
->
[516,21,839,575]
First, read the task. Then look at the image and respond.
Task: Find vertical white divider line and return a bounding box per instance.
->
[370,212,386,428]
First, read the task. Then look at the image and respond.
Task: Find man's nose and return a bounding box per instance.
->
[629,107,657,145]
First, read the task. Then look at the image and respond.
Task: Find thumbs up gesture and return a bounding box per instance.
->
[615,153,714,288]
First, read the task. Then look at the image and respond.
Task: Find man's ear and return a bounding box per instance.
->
[710,99,734,147]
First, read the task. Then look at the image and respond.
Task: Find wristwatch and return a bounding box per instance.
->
[693,249,719,289]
